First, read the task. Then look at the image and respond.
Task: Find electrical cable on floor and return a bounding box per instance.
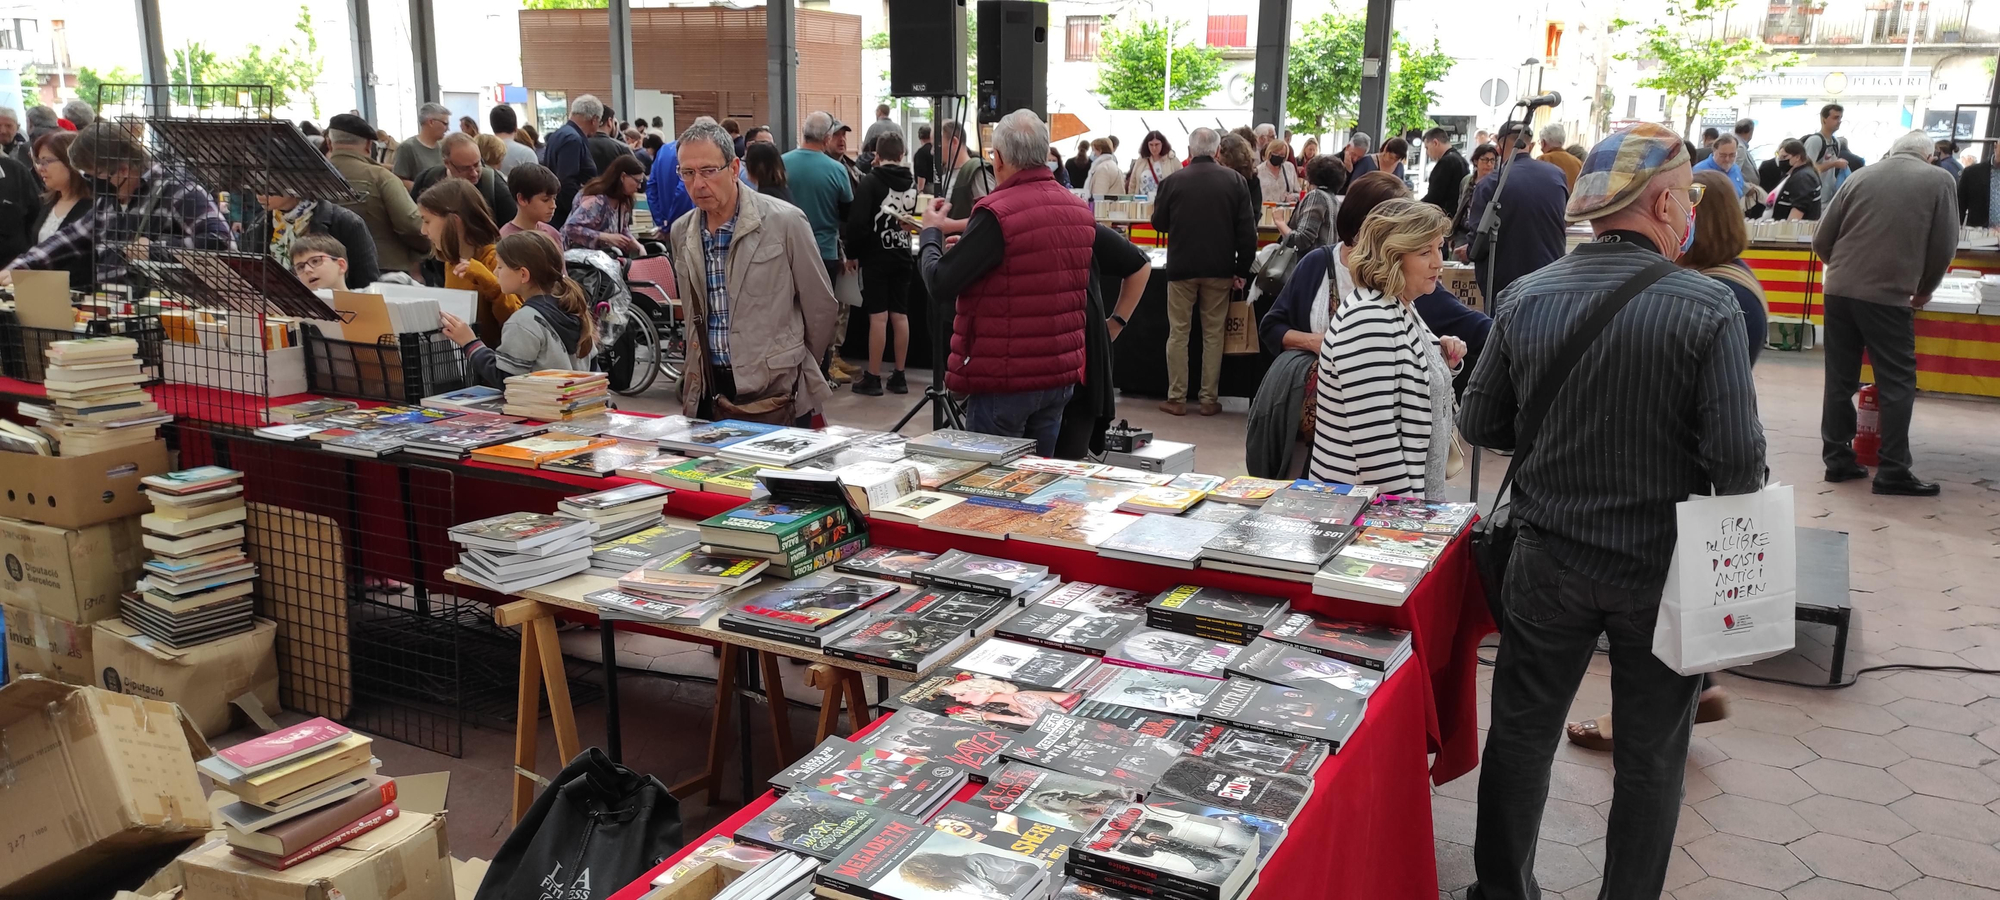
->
[1474,645,2000,690]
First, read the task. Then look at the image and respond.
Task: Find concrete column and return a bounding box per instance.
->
[1354,0,1394,143]
[1251,0,1292,134]
[768,0,798,149]
[409,0,439,105]
[609,0,634,125]
[348,0,377,122]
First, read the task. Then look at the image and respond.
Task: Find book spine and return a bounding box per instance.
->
[236,802,399,870]
[823,645,921,673]
[769,534,871,578]
[718,617,831,650]
[261,779,400,855]
[1067,859,1223,900]
[1281,643,1389,671]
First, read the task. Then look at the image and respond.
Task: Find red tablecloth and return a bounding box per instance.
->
[605,656,1437,900]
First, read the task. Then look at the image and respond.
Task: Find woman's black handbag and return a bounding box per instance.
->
[1472,259,1680,629]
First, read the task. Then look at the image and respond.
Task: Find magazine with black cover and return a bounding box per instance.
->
[1149,757,1312,823]
[729,575,899,630]
[1198,677,1363,749]
[1261,614,1412,672]
[1142,800,1289,866]
[952,638,1100,691]
[915,549,1053,599]
[1071,803,1259,900]
[835,547,940,584]
[736,790,909,860]
[825,589,1015,673]
[1225,637,1382,699]
[999,712,1185,792]
[928,802,1080,865]
[1102,629,1244,679]
[968,762,1139,832]
[1145,586,1290,641]
[1067,702,1217,746]
[895,672,1084,732]
[851,709,1016,783]
[1259,490,1371,527]
[1093,515,1227,569]
[1199,513,1355,573]
[998,583,1151,656]
[769,737,967,817]
[904,428,1038,463]
[816,820,1049,900]
[1075,665,1223,717]
[718,608,880,651]
[1180,725,1328,779]
[590,525,702,573]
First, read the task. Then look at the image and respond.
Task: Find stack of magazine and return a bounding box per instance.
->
[618,548,769,605]
[556,482,672,541]
[1311,497,1474,604]
[128,466,257,646]
[450,512,597,592]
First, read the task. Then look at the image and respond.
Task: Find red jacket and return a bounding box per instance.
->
[948,167,1094,394]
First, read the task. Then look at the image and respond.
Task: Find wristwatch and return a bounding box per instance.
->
[1109,313,1129,327]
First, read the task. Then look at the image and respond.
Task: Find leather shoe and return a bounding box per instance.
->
[1825,463,1869,483]
[1199,401,1222,416]
[1158,400,1186,416]
[1872,476,1941,497]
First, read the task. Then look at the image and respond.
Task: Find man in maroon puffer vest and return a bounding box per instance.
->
[917,108,1094,456]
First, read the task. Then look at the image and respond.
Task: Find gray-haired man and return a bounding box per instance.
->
[0,107,29,171]
[1538,123,1581,191]
[545,95,603,227]
[393,102,452,190]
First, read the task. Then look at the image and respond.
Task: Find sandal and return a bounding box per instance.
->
[1565,714,1613,752]
[1695,687,1730,724]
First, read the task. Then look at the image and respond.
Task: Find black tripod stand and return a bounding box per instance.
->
[893,94,968,435]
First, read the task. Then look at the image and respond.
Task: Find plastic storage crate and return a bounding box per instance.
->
[301,324,469,404]
[0,313,166,385]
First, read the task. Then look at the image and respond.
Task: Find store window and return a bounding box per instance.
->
[1207,14,1249,48]
[1066,16,1101,61]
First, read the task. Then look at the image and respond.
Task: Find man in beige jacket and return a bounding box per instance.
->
[669,120,837,424]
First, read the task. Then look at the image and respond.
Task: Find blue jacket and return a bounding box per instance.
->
[645,141,696,233]
[1692,155,1745,195]
[543,120,597,227]
[1260,246,1492,358]
[1467,153,1570,301]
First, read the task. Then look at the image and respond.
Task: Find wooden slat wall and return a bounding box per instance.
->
[518,8,861,133]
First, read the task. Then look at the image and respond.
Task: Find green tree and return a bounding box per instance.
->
[227,5,327,116]
[1385,37,1453,136]
[1285,13,1364,136]
[75,65,139,108]
[1614,0,1794,137]
[1093,17,1225,111]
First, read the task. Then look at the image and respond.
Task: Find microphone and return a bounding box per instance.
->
[1523,91,1563,110]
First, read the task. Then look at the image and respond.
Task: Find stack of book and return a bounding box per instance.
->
[905,428,1038,464]
[320,407,466,457]
[1069,803,1261,900]
[469,431,617,468]
[618,548,768,604]
[586,522,702,577]
[1200,507,1355,581]
[825,587,1019,672]
[700,470,870,578]
[1262,613,1414,676]
[501,369,608,421]
[952,637,1100,691]
[1094,514,1229,569]
[130,467,257,646]
[201,717,395,871]
[914,549,1054,601]
[449,512,597,593]
[265,398,359,423]
[1359,495,1476,535]
[653,457,770,498]
[1225,637,1384,705]
[30,337,171,456]
[1145,585,1290,645]
[716,573,899,650]
[1198,673,1365,751]
[557,482,672,540]
[421,385,507,414]
[997,711,1186,794]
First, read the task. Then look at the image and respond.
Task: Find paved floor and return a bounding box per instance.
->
[216,346,2000,897]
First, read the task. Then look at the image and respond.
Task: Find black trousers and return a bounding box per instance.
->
[1471,527,1700,900]
[1819,294,1918,479]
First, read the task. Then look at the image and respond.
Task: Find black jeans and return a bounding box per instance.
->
[1819,294,1918,479]
[1471,527,1700,900]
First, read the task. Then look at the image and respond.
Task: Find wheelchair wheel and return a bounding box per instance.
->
[606,307,660,396]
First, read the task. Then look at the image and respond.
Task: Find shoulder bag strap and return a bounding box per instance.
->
[1486,258,1681,510]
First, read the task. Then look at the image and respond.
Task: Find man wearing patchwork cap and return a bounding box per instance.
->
[1461,122,1766,900]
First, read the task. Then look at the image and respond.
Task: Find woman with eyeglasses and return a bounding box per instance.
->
[28,132,91,287]
[240,185,382,289]
[561,154,646,255]
[1452,143,1499,252]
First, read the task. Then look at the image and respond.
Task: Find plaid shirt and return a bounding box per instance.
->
[698,198,740,369]
[9,165,234,281]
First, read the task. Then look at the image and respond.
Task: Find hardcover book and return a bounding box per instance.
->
[835,547,940,583]
[1102,628,1245,679]
[581,589,690,622]
[951,638,1099,691]
[1198,677,1364,748]
[1179,502,1253,526]
[699,501,854,555]
[1260,491,1372,527]
[1285,479,1378,498]
[1225,638,1383,698]
[402,414,547,456]
[905,429,1038,463]
[1206,476,1291,505]
[1072,803,1260,900]
[943,466,1066,501]
[1312,554,1425,604]
[1262,614,1412,672]
[729,575,898,630]
[769,737,966,817]
[1020,477,1144,514]
[1148,757,1312,822]
[661,419,784,453]
[1093,515,1228,569]
[915,549,1052,598]
[216,716,353,772]
[850,708,1017,782]
[717,427,851,466]
[871,491,966,523]
[1200,513,1354,573]
[1359,495,1476,534]
[998,583,1151,656]
[1180,725,1329,779]
[421,385,505,413]
[540,442,661,477]
[900,453,989,490]
[1344,527,1452,566]
[918,497,1052,540]
[817,821,1049,900]
[559,481,672,513]
[469,432,615,468]
[600,414,701,444]
[1010,457,1109,478]
[1146,585,1291,639]
[1076,666,1223,717]
[735,790,903,860]
[1143,799,1290,865]
[633,549,768,586]
[655,456,756,492]
[1116,486,1206,516]
[895,672,1084,731]
[968,762,1137,832]
[927,802,1079,865]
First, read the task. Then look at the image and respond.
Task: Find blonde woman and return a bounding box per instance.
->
[1084,137,1124,197]
[475,133,508,171]
[1308,199,1466,496]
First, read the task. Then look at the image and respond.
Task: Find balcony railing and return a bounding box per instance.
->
[1720,0,1998,47]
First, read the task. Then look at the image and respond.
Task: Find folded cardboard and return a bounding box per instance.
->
[181,772,452,900]
[644,853,768,900]
[0,514,147,621]
[0,439,170,528]
[0,677,213,897]
[94,617,281,738]
[2,603,93,685]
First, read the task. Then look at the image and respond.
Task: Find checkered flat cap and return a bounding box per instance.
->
[1566,123,1690,222]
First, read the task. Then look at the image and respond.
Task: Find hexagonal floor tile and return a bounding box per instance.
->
[1891,835,2000,886]
[1537,797,1607,847]
[1797,759,1915,804]
[1684,833,1812,892]
[1674,877,1784,900]
[1893,876,2000,899]
[1789,832,1922,891]
[1885,759,2000,804]
[1784,877,1896,900]
[1886,699,1994,737]
[1710,728,1820,769]
[1694,794,1814,843]
[1547,759,1615,806]
[1792,793,1917,844]
[1532,840,1597,893]
[1706,759,1818,805]
[1885,727,2000,768]
[1886,794,2000,844]
[1799,728,1912,768]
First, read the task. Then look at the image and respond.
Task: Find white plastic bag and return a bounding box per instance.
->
[1652,484,1798,675]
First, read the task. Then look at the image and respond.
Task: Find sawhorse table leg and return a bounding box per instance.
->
[670,642,738,805]
[807,665,878,743]
[500,600,582,824]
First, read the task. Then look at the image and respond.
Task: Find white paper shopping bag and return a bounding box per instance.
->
[1652,484,1798,676]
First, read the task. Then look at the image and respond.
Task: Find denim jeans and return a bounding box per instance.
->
[1471,526,1701,900]
[964,386,1075,458]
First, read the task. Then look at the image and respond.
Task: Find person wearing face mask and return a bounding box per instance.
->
[1460,122,1766,900]
[1257,138,1300,203]
[1084,138,1123,198]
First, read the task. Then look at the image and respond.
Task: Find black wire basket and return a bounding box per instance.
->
[0,313,167,386]
[301,325,470,404]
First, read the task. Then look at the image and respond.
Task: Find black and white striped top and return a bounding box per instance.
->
[1308,287,1438,495]
[1461,239,1768,588]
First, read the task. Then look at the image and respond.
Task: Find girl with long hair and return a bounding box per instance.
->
[440,231,597,385]
[418,178,516,345]
[744,141,791,203]
[562,153,646,253]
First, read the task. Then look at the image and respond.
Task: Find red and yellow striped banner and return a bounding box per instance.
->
[1864,311,2000,398]
[1744,247,1823,324]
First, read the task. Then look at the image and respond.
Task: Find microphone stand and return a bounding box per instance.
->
[894,94,967,434]
[1463,99,1536,509]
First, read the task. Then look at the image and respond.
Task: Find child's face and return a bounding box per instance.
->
[419,208,451,246]
[291,251,348,290]
[494,259,530,296]
[518,192,556,224]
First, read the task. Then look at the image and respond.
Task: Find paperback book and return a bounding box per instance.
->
[998,583,1151,656]
[1359,495,1477,534]
[999,711,1184,792]
[1145,585,1291,642]
[1179,502,1253,526]
[1075,665,1223,717]
[951,638,1099,691]
[900,453,988,490]
[1179,726,1329,779]
[1311,554,1425,605]
[659,418,783,455]
[1343,527,1452,567]
[1143,800,1289,865]
[1007,504,1139,552]
[1225,637,1383,699]
[825,589,1014,673]
[914,549,1052,598]
[918,497,1051,540]
[1116,486,1206,516]
[1019,477,1144,514]
[968,763,1138,831]
[1148,756,1312,823]
[1200,513,1354,574]
[1198,677,1364,749]
[834,547,940,584]
[1102,628,1245,679]
[1093,515,1228,569]
[1285,479,1378,498]
[943,466,1065,501]
[1206,476,1291,505]
[895,672,1083,731]
[904,428,1038,463]
[849,708,1017,782]
[769,737,967,818]
[727,575,898,630]
[734,790,908,860]
[815,820,1049,900]
[1261,614,1413,673]
[717,428,851,466]
[1071,803,1260,900]
[927,802,1079,865]
[1259,490,1371,527]
[539,441,661,477]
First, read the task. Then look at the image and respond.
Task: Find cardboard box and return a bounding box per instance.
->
[1442,262,1484,313]
[2,603,94,685]
[94,617,281,738]
[179,773,454,900]
[0,515,148,622]
[0,440,170,529]
[0,677,213,897]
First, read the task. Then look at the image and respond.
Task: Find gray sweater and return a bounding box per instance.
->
[1812,150,1961,307]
